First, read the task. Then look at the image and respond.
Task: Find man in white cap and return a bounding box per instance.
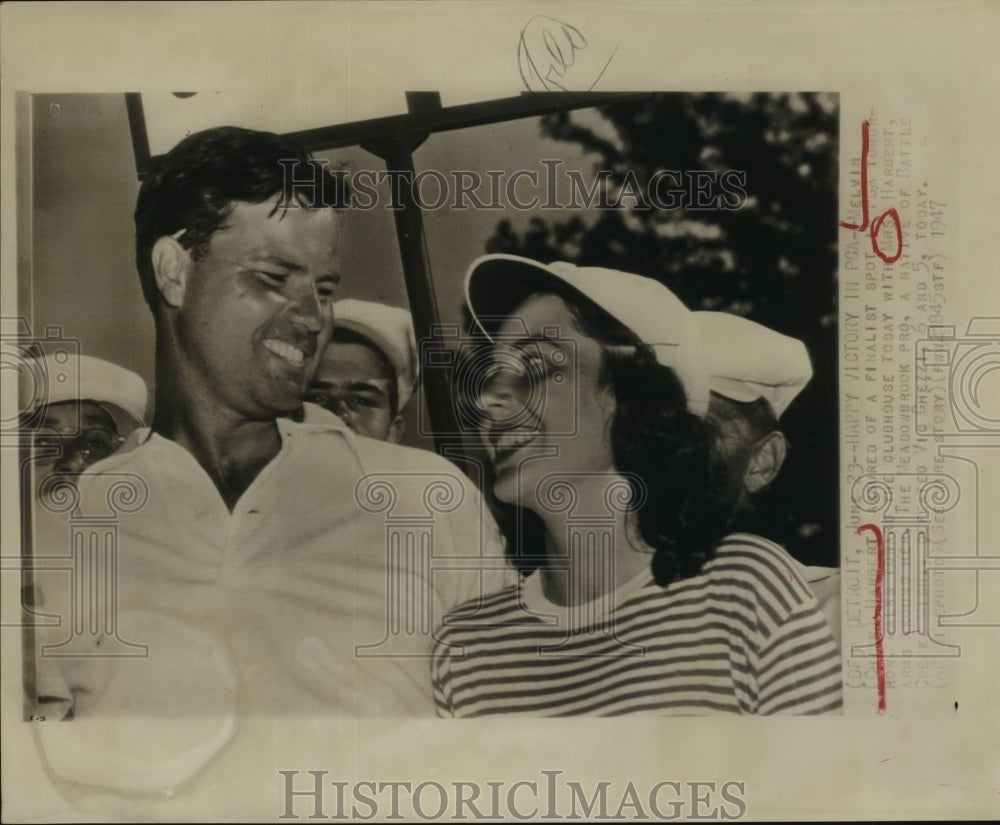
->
[21,353,147,497]
[696,311,811,518]
[307,299,418,443]
[697,311,840,645]
[21,353,147,718]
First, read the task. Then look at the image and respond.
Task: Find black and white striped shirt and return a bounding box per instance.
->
[432,534,842,717]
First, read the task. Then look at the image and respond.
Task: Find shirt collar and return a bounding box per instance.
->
[124,402,352,451]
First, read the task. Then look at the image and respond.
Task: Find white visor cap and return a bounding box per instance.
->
[695,311,812,417]
[22,353,148,428]
[464,254,709,417]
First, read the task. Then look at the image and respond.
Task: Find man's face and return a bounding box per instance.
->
[174,199,341,419]
[30,401,123,493]
[307,339,401,442]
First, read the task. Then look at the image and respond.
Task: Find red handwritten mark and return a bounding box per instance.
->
[880,758,891,764]
[857,522,887,714]
[840,120,903,263]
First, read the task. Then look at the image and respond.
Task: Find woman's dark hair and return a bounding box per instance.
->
[134,126,348,311]
[480,278,730,588]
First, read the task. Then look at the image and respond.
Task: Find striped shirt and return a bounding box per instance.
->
[432,533,842,717]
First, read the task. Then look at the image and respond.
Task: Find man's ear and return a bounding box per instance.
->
[150,236,191,308]
[387,415,405,445]
[744,431,787,494]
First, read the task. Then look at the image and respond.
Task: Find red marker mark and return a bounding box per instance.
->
[880,758,891,764]
[840,120,903,263]
[857,522,887,714]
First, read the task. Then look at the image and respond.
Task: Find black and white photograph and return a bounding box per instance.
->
[1,2,998,821]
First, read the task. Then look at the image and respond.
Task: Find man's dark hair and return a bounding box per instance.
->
[134,126,347,310]
[330,327,400,418]
[481,277,730,589]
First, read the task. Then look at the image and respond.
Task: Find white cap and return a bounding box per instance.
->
[333,299,419,410]
[465,254,709,417]
[23,354,148,428]
[695,311,812,417]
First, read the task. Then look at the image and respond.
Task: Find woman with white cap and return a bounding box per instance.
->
[431,254,841,717]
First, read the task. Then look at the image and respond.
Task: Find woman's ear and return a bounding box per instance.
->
[743,431,787,494]
[150,236,191,308]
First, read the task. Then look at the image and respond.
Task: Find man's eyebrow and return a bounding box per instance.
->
[80,406,118,429]
[346,381,389,397]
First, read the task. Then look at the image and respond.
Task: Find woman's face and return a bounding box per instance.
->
[478,293,618,509]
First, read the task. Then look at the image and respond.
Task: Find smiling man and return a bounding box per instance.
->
[130,128,346,507]
[31,128,505,785]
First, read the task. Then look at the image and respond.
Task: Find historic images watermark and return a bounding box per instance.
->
[278,770,748,821]
[279,159,749,212]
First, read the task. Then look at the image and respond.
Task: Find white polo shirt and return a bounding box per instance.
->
[30,404,508,793]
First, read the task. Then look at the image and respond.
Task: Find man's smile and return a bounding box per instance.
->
[262,338,311,368]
